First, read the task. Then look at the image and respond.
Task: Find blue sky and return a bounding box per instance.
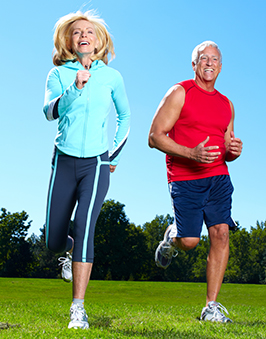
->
[1,0,265,237]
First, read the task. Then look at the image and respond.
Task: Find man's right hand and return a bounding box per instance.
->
[191,136,221,163]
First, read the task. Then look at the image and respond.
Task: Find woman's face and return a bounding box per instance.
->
[69,19,98,58]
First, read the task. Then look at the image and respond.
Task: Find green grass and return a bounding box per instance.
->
[0,278,265,338]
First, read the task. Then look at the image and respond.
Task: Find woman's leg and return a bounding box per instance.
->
[72,152,110,299]
[46,151,77,253]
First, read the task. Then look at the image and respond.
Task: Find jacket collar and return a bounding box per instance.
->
[63,59,105,71]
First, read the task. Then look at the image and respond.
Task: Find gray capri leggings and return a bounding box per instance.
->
[45,148,110,263]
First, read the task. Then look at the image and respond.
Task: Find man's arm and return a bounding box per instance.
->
[148,85,221,163]
[224,101,243,162]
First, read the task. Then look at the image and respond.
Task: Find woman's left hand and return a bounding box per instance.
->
[110,165,116,173]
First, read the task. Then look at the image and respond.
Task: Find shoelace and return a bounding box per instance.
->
[70,305,87,321]
[211,302,229,320]
[58,256,71,270]
[160,241,178,259]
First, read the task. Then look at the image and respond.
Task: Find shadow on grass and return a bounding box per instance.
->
[106,328,225,339]
[89,316,229,339]
[87,314,265,339]
[90,315,113,328]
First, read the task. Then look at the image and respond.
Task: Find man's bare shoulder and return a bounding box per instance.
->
[164,84,185,99]
[149,83,186,140]
[161,84,186,109]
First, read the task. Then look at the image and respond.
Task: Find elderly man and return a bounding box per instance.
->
[148,41,243,322]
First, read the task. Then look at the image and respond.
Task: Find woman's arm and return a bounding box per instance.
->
[109,73,131,167]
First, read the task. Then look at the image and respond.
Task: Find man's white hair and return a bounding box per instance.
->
[192,41,222,65]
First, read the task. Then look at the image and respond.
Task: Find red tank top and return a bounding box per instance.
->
[166,80,231,182]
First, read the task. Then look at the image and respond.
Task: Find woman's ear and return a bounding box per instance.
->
[66,37,72,51]
[95,38,100,50]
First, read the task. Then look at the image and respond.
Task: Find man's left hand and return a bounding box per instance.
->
[226,131,243,159]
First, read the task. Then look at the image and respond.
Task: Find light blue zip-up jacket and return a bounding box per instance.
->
[43,60,130,166]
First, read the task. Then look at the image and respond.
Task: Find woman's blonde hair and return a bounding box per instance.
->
[53,10,115,66]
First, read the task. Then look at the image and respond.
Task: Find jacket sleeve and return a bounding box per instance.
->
[109,72,131,166]
[43,67,84,121]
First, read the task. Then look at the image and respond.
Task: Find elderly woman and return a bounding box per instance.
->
[43,10,130,329]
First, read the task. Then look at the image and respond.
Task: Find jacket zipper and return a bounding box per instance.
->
[81,79,90,157]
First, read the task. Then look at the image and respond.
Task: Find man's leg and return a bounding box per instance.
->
[206,223,229,305]
[173,237,199,250]
[155,223,200,269]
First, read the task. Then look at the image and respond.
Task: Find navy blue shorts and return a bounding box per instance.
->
[168,175,235,238]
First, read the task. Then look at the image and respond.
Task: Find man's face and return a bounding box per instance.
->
[193,46,222,83]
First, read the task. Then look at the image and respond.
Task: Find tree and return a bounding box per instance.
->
[0,208,34,277]
[29,226,61,278]
[92,200,151,280]
[142,214,174,281]
[249,221,266,284]
[92,200,129,280]
[92,200,149,281]
[224,221,266,284]
[124,222,150,280]
[3,202,265,284]
[225,227,252,283]
[191,235,210,282]
[29,222,74,278]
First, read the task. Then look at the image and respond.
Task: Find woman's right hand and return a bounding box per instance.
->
[75,70,91,89]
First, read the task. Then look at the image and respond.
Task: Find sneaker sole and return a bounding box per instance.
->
[155,231,172,270]
[63,277,72,283]
[155,246,170,269]
[68,322,89,329]
[155,225,178,269]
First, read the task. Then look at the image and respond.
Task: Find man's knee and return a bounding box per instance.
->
[209,224,230,246]
[174,237,200,251]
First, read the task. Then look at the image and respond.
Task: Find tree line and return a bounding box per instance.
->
[0,201,265,284]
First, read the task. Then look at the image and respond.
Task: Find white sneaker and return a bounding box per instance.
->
[68,303,89,329]
[58,252,72,282]
[155,224,178,269]
[200,301,232,323]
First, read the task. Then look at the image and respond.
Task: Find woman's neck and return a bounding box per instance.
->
[78,57,93,69]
